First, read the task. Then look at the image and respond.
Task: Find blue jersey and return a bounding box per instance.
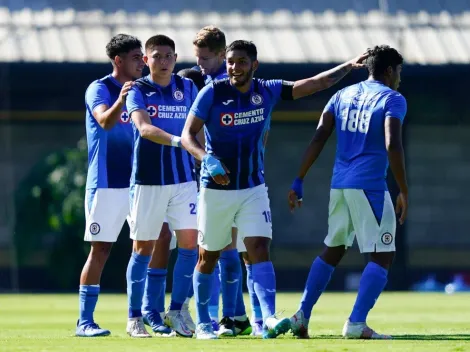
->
[190,78,293,190]
[127,74,198,186]
[326,80,407,191]
[192,62,228,85]
[85,75,133,189]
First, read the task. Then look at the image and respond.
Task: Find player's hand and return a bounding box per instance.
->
[348,52,369,69]
[202,154,230,186]
[288,177,303,212]
[395,192,408,225]
[119,81,135,104]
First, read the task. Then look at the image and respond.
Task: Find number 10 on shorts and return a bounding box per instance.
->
[262,210,272,223]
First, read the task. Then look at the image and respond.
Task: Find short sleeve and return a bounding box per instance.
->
[85,81,111,112]
[323,92,338,114]
[127,86,147,116]
[384,93,407,123]
[189,84,214,121]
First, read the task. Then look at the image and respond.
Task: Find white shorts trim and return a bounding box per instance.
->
[198,184,272,251]
[324,189,396,253]
[84,188,129,242]
[129,182,197,241]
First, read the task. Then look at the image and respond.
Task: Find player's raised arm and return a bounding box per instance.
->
[291,53,369,100]
[384,93,408,225]
[127,86,181,147]
[288,109,335,211]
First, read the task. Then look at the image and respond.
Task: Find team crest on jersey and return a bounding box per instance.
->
[250,93,263,106]
[173,89,184,102]
[381,232,393,245]
[120,111,130,123]
[198,230,204,243]
[89,222,100,235]
[147,104,158,117]
[220,113,234,126]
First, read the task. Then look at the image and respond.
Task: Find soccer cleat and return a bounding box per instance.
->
[217,316,235,337]
[164,310,193,337]
[263,316,291,339]
[234,317,252,336]
[251,320,263,337]
[143,311,175,337]
[181,302,196,333]
[195,322,218,340]
[75,320,110,337]
[126,317,152,338]
[290,310,310,339]
[342,319,392,339]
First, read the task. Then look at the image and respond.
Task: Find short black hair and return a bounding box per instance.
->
[145,35,175,53]
[177,68,205,91]
[226,40,257,61]
[366,45,403,77]
[105,34,142,60]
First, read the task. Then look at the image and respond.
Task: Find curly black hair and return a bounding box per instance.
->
[365,45,403,77]
[105,34,142,60]
[226,40,257,61]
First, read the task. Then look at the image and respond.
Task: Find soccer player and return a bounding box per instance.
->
[142,68,206,335]
[192,26,252,336]
[125,34,199,338]
[181,40,367,339]
[76,34,144,337]
[288,45,407,339]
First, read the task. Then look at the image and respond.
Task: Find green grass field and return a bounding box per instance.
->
[1,293,469,351]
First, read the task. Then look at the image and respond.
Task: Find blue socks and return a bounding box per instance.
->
[299,257,335,319]
[169,248,197,311]
[219,249,241,318]
[78,285,99,326]
[246,264,262,321]
[235,259,247,318]
[209,263,221,321]
[349,262,388,323]
[126,252,151,318]
[193,269,213,324]
[142,268,167,314]
[252,261,276,322]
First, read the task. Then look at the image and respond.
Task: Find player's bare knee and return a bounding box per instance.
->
[370,251,395,270]
[244,237,270,264]
[175,229,197,250]
[133,240,155,256]
[158,223,172,243]
[197,248,220,273]
[90,241,113,261]
[320,245,347,267]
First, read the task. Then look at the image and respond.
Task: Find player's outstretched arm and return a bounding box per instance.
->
[291,53,368,100]
[132,109,181,147]
[385,117,408,225]
[288,111,335,211]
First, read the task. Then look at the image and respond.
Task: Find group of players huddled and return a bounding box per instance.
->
[77,25,408,340]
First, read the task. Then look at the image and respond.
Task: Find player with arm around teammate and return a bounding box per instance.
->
[288,45,407,339]
[76,34,144,337]
[181,39,368,339]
